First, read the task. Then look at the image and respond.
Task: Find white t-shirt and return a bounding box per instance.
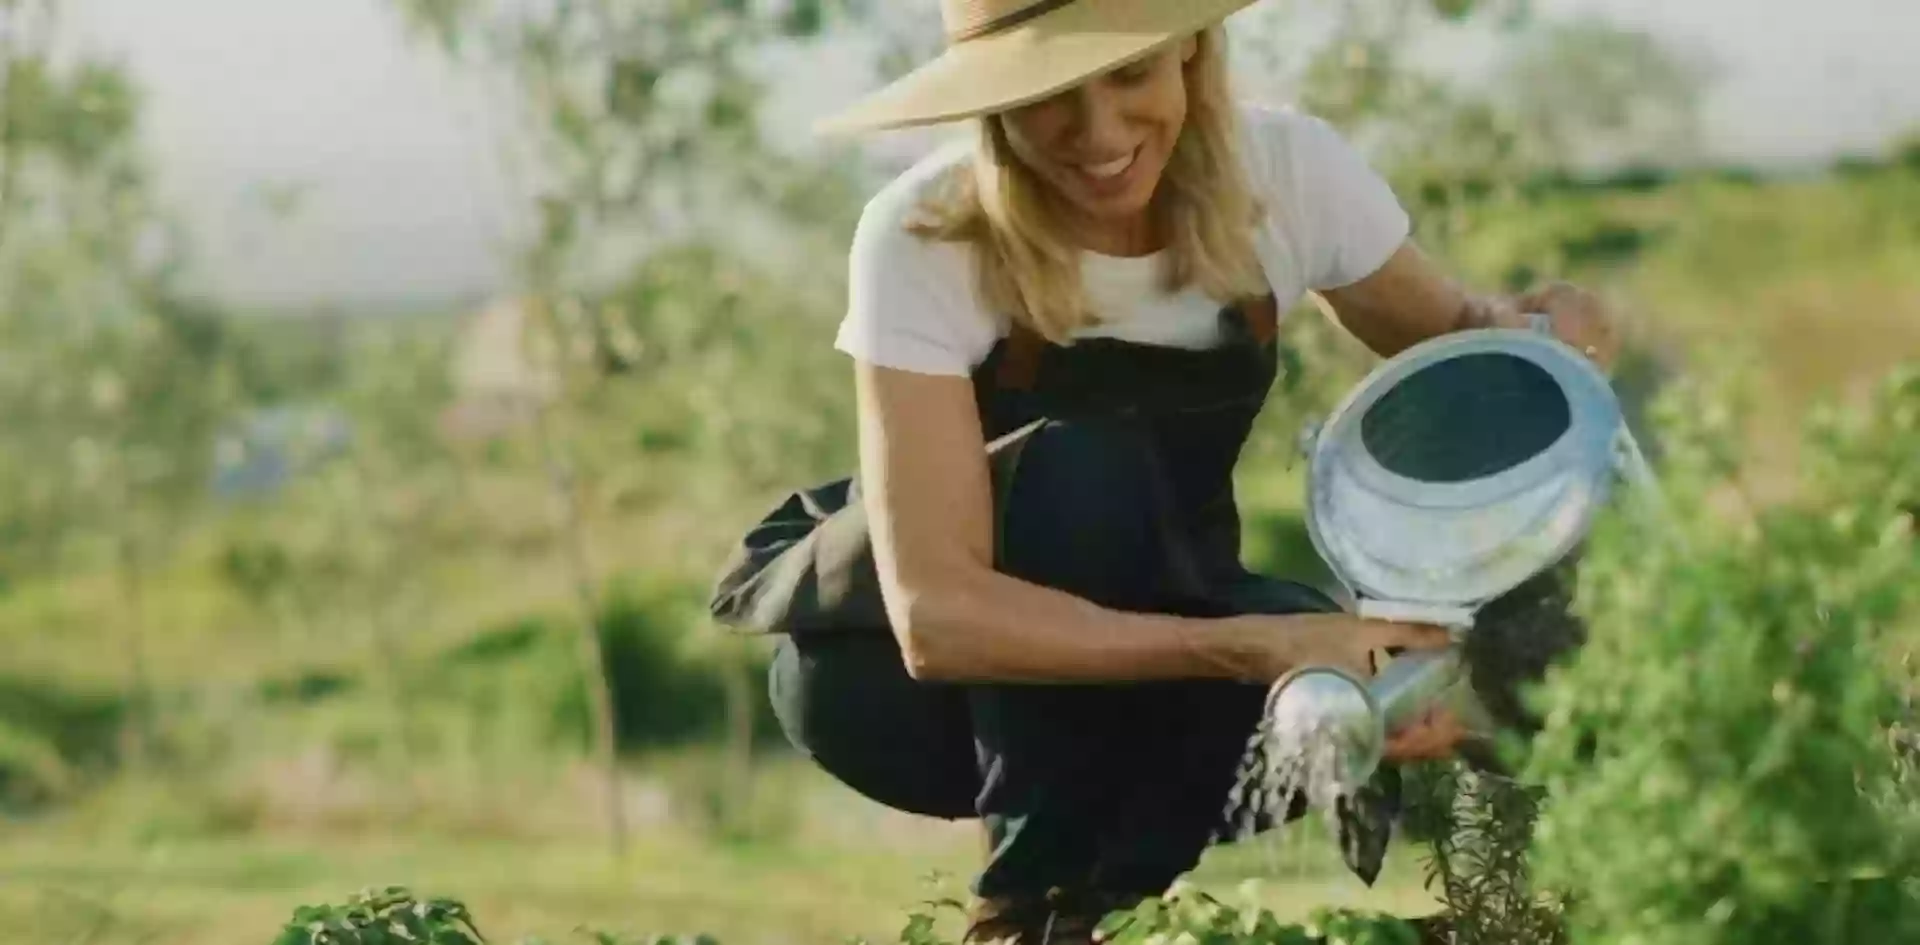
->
[833,104,1412,377]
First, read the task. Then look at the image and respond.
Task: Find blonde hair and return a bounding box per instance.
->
[904,27,1268,344]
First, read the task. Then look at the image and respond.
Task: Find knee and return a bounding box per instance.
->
[996,421,1170,606]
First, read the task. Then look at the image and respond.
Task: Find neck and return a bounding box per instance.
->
[1052,196,1162,258]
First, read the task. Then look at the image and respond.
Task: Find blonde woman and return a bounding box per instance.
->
[713,0,1617,940]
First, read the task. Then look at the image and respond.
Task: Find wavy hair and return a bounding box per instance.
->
[903,27,1267,343]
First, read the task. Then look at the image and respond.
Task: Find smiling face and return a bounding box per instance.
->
[997,37,1198,251]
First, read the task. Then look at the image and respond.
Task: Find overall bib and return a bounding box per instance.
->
[709,296,1403,922]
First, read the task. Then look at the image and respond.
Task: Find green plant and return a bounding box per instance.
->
[1090,885,1422,945]
[272,887,488,945]
[1521,365,1920,944]
[271,887,723,945]
[268,885,1430,945]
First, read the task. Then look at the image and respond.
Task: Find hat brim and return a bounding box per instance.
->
[815,0,1260,136]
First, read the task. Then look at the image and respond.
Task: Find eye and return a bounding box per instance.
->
[1108,60,1152,85]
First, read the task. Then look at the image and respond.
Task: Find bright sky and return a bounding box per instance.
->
[62,0,1920,309]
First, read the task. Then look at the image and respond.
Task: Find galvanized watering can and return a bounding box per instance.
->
[1268,315,1664,794]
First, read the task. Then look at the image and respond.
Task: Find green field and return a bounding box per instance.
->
[0,755,1441,945]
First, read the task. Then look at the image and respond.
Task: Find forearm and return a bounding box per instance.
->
[893,564,1269,685]
[1320,243,1534,357]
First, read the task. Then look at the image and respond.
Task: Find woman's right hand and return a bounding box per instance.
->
[1226,612,1454,684]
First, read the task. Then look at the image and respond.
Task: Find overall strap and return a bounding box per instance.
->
[1239,294,1280,346]
[990,293,1280,392]
[993,322,1049,391]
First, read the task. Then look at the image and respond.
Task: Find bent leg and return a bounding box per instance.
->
[967,420,1340,903]
[768,630,979,821]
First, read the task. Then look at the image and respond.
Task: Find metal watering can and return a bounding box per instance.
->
[1267,315,1664,793]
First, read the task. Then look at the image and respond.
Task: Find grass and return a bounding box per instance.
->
[0,754,1440,945]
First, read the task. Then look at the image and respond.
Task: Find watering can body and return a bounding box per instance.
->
[1272,318,1661,791]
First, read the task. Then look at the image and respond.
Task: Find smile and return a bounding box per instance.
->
[1074,146,1140,183]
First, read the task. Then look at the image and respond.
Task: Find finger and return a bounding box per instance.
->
[1369,621,1453,651]
[1384,729,1442,762]
[1515,280,1577,312]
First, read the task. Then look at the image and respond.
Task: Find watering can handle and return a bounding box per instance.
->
[1369,647,1467,735]
[1355,599,1475,630]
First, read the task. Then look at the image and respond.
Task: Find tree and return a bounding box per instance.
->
[0,0,237,766]
[1491,15,1715,172]
[386,0,874,860]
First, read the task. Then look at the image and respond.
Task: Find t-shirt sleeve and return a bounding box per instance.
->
[832,188,1000,378]
[1253,108,1412,291]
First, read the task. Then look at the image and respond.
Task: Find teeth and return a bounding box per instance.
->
[1083,150,1135,179]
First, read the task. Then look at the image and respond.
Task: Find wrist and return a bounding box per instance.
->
[1172,614,1273,683]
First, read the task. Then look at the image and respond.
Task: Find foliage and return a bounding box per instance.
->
[272,887,490,945]
[1521,365,1920,944]
[1088,886,1422,945]
[428,575,772,755]
[0,674,124,809]
[269,884,1423,945]
[1400,766,1566,945]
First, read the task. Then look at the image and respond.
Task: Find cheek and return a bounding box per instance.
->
[1134,94,1187,169]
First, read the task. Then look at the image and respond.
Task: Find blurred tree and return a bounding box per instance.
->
[0,0,238,767]
[387,0,874,859]
[1491,15,1714,172]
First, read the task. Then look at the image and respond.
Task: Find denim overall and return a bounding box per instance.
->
[710,295,1403,928]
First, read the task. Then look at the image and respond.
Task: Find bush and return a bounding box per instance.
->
[269,885,1423,945]
[430,575,774,757]
[1522,365,1920,944]
[0,674,124,811]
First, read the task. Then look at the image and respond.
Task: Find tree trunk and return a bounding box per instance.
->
[0,0,21,254]
[113,522,156,771]
[339,460,420,776]
[531,399,626,861]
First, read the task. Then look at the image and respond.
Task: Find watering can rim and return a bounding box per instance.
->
[1302,327,1628,610]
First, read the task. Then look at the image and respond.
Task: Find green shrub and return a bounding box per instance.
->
[269,885,1421,945]
[426,576,774,757]
[1522,365,1920,944]
[0,674,124,811]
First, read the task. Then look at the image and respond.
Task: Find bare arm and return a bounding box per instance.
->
[1317,241,1527,358]
[853,360,1275,683]
[854,359,1449,684]
[1318,240,1619,367]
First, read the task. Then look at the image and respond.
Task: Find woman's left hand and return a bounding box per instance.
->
[1382,705,1472,763]
[1514,281,1621,370]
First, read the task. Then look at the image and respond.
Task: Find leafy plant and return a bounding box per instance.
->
[270,885,1429,945]
[1522,365,1920,944]
[271,887,725,945]
[272,887,488,945]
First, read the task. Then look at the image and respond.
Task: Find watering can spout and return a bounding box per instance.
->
[1264,646,1478,791]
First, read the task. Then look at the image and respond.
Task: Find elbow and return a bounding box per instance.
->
[887,577,983,683]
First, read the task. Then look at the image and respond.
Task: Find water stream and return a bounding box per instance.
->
[1219,688,1363,845]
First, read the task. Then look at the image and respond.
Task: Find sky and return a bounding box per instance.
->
[57,0,1920,311]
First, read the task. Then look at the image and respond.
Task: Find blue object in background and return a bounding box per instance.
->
[210,405,354,500]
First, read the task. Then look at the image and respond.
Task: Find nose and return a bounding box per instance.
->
[1063,84,1131,156]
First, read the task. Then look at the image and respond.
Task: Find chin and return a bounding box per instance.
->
[1061,164,1166,228]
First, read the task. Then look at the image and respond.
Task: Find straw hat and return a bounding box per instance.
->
[817,0,1261,135]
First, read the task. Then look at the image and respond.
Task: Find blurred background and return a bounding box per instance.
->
[0,1,1915,942]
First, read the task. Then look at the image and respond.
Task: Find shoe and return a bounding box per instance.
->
[962,888,1145,944]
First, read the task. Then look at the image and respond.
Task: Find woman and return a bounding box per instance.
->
[713,0,1618,941]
